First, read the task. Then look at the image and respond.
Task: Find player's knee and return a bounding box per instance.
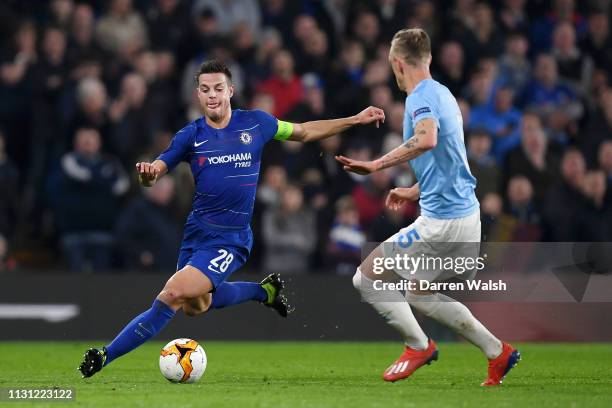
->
[157,287,186,307]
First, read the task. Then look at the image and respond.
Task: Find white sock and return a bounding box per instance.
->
[352,269,429,350]
[406,292,502,359]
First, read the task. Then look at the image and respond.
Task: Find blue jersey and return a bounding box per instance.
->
[403,79,479,219]
[158,109,290,230]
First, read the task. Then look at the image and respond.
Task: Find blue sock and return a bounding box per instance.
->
[210,282,267,309]
[104,299,175,366]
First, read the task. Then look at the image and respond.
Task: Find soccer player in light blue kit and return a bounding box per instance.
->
[78,60,385,378]
[337,29,520,386]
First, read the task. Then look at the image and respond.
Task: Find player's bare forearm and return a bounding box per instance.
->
[395,184,420,201]
[376,119,437,170]
[294,117,358,143]
[288,106,385,143]
[335,119,437,175]
[376,137,429,170]
[136,159,168,187]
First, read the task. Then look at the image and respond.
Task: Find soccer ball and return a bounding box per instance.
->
[159,338,207,383]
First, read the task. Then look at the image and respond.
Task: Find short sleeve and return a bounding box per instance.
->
[406,92,439,130]
[157,123,195,171]
[252,109,294,143]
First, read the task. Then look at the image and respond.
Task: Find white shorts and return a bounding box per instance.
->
[380,210,481,282]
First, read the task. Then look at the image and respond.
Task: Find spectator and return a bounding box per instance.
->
[260,0,301,40]
[529,0,586,55]
[351,11,380,58]
[433,41,466,97]
[68,77,109,146]
[462,66,495,108]
[96,0,149,57]
[249,27,282,83]
[574,170,612,241]
[543,148,586,241]
[582,87,612,163]
[183,7,219,64]
[497,32,531,92]
[115,176,182,271]
[285,73,326,122]
[458,2,504,65]
[193,0,261,36]
[296,29,331,76]
[467,129,499,199]
[262,184,316,274]
[498,0,529,34]
[408,0,439,46]
[67,2,106,76]
[326,196,366,275]
[233,23,257,68]
[108,72,153,166]
[580,11,612,73]
[257,165,287,208]
[551,21,593,94]
[256,50,303,118]
[520,53,583,140]
[470,85,522,162]
[505,176,540,226]
[46,0,74,31]
[503,113,558,207]
[503,175,542,241]
[145,0,191,65]
[328,40,366,116]
[291,14,319,57]
[50,128,129,272]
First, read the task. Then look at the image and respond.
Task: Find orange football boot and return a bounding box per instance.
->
[383,339,438,382]
[481,342,521,386]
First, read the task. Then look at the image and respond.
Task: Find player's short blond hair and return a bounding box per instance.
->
[390,28,431,66]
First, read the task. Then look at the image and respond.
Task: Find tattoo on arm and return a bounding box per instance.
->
[375,119,436,170]
[402,136,419,150]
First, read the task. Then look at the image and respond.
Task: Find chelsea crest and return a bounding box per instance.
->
[240,132,252,144]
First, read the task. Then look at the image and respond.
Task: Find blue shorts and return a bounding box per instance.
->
[176,214,253,289]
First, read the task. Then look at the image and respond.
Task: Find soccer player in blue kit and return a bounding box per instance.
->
[78,60,385,378]
[337,29,520,386]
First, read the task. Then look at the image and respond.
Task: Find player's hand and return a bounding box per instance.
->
[385,187,419,210]
[355,106,385,128]
[335,155,380,175]
[136,162,160,187]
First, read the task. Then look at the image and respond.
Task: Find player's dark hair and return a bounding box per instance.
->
[391,28,431,66]
[195,60,233,84]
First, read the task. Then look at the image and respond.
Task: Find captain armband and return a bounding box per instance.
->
[274,120,294,141]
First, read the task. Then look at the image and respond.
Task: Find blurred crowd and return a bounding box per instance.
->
[1,0,611,273]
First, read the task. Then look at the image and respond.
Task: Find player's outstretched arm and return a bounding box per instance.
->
[136,159,168,187]
[287,106,385,143]
[335,118,437,175]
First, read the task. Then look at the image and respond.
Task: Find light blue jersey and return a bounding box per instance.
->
[403,79,479,219]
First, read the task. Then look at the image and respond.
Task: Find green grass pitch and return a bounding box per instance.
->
[1,342,611,407]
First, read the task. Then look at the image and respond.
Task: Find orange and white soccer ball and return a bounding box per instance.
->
[159,338,207,383]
